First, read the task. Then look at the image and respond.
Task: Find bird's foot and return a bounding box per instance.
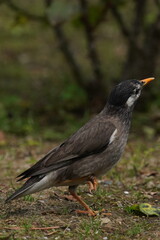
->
[100,208,112,216]
[75,209,97,216]
[75,208,112,216]
[87,176,98,193]
[87,181,94,194]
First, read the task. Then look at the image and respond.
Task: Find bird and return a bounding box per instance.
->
[5,77,154,216]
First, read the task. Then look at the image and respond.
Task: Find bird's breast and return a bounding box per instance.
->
[94,128,129,177]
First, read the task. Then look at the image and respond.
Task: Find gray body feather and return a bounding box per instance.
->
[6,103,132,203]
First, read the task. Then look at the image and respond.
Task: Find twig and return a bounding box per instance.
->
[0,226,60,230]
[31,226,60,230]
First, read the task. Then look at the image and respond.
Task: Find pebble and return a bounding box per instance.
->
[124,191,129,195]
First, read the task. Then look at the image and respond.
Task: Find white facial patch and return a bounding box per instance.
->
[126,91,141,107]
[109,129,117,144]
[126,95,136,107]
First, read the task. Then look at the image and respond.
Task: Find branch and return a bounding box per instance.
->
[92,1,111,31]
[5,0,64,27]
[4,0,84,86]
[52,24,84,86]
[0,0,7,4]
[154,0,160,9]
[110,4,131,39]
[146,12,160,43]
[133,0,147,36]
[110,3,145,55]
[44,0,53,7]
[79,0,104,84]
[44,0,85,86]
[141,12,160,74]
[5,0,46,23]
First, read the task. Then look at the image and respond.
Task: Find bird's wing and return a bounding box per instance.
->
[18,116,116,180]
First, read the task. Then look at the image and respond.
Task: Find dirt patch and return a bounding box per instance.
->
[0,136,159,239]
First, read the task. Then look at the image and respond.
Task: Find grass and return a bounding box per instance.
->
[0,135,159,239]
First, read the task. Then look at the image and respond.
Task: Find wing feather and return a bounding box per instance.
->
[18,115,116,180]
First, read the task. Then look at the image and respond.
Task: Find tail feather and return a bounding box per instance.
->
[5,176,43,203]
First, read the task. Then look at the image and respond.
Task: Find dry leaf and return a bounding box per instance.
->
[101,217,111,224]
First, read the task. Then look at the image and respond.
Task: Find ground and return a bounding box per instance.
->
[0,135,159,240]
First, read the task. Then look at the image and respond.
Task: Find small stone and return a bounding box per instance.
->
[65,227,71,231]
[103,237,108,240]
[124,191,129,195]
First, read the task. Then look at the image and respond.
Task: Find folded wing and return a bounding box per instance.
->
[18,116,116,180]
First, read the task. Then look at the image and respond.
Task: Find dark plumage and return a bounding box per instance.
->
[6,78,154,216]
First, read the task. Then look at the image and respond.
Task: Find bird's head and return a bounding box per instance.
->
[108,78,154,109]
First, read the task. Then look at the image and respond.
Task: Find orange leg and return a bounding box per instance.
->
[87,181,94,193]
[69,185,96,216]
[88,176,98,192]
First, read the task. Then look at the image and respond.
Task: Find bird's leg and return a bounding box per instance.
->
[69,185,96,216]
[87,181,94,193]
[88,176,98,192]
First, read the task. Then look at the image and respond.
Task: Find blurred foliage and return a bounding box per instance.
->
[0,0,160,138]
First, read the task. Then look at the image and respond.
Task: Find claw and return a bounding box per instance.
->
[87,181,94,193]
[75,209,97,216]
[88,176,98,193]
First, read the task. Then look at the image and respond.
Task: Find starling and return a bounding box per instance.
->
[6,77,154,216]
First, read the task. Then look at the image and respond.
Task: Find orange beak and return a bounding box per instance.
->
[140,77,155,86]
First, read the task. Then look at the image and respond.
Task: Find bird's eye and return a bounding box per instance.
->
[135,89,139,95]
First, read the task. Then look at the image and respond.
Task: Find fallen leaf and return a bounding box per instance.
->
[126,203,160,216]
[139,203,160,216]
[101,217,111,224]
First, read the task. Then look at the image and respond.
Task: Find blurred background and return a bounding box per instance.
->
[0,0,160,140]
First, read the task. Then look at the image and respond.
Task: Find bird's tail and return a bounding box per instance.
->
[5,175,44,203]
